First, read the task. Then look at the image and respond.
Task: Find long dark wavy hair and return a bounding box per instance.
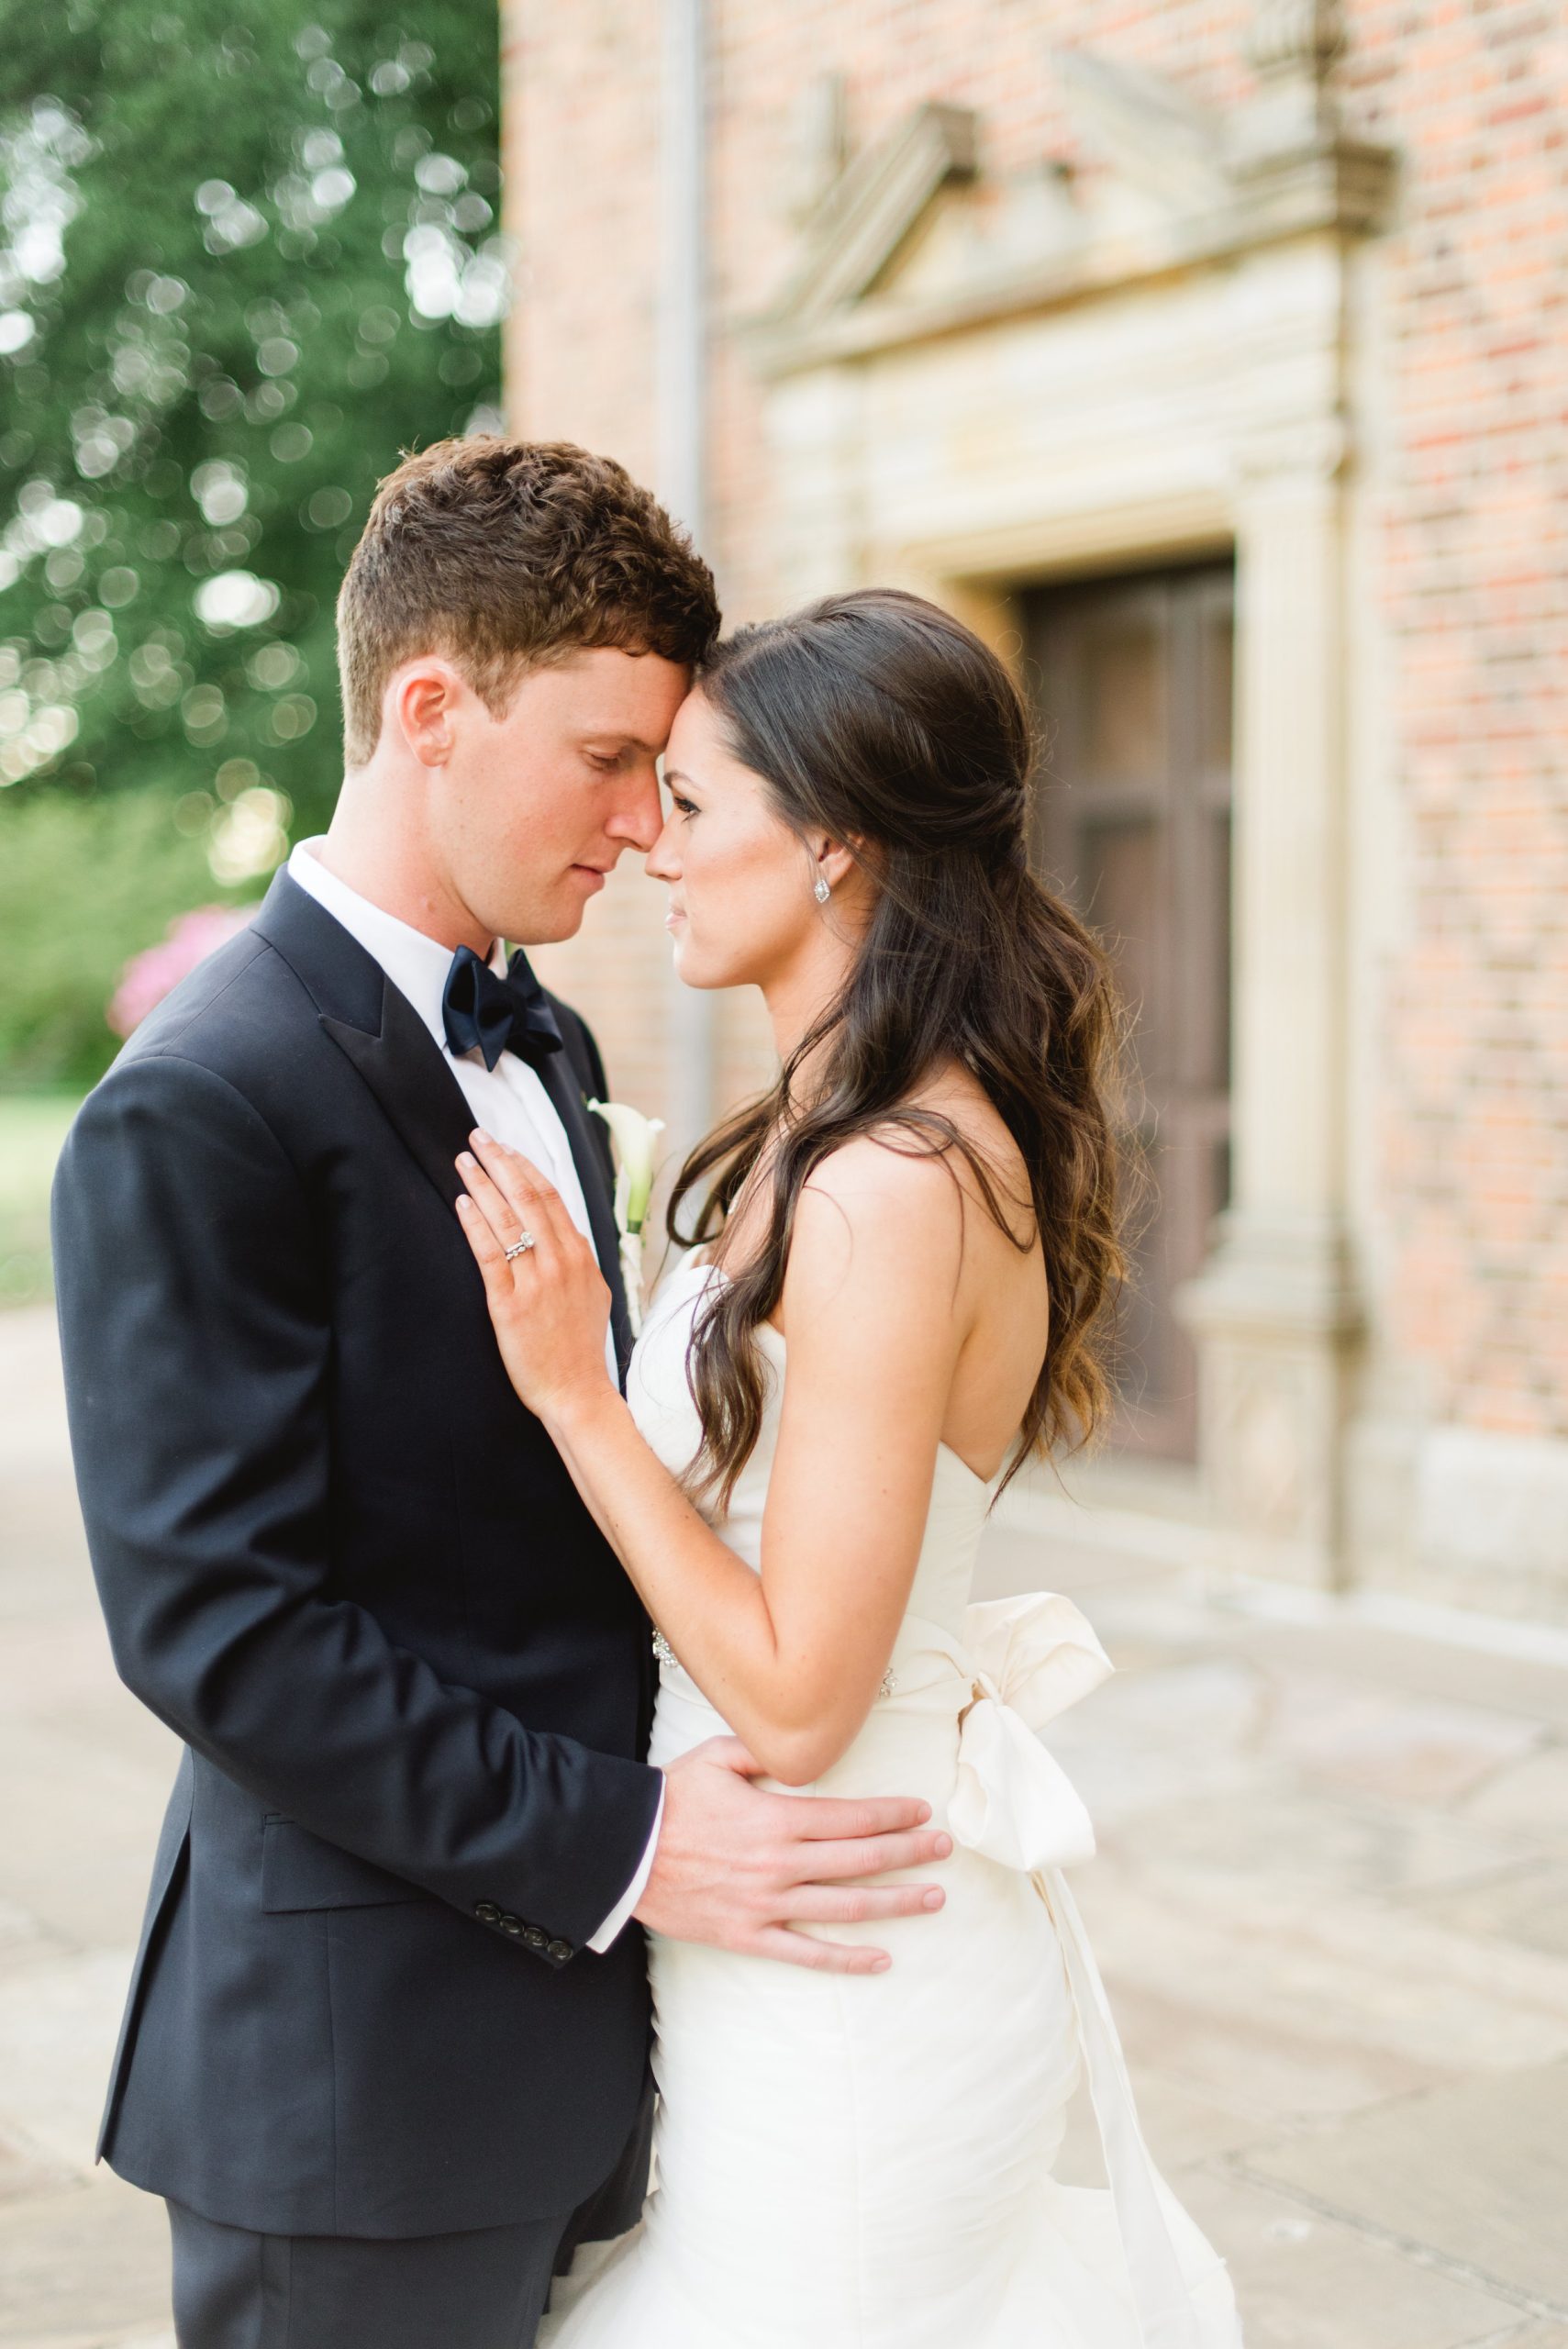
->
[668,586,1132,1510]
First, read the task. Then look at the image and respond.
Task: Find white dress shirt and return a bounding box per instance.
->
[287,841,662,1950]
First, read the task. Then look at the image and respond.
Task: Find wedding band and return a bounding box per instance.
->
[504,1231,535,1261]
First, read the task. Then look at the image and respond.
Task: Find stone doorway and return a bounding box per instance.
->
[1026,562,1235,1462]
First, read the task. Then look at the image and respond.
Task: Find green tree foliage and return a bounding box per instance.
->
[0,785,221,1085]
[0,0,503,881]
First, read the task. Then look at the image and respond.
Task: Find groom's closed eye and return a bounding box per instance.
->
[583,740,666,778]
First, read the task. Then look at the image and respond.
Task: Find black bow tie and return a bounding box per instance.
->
[441,944,565,1074]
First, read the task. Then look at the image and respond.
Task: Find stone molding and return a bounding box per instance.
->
[767,100,978,331]
[751,30,1395,379]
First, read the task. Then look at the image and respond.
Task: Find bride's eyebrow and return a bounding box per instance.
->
[662,766,698,789]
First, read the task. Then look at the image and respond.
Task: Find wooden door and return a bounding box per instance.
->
[1026,563,1234,1462]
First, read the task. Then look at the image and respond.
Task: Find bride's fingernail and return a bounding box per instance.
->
[933,1833,952,1858]
[473,1128,495,1145]
[922,1888,943,1909]
[458,1152,475,1171]
[871,1954,891,1972]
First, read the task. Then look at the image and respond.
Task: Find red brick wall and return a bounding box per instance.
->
[1341,0,1568,1440]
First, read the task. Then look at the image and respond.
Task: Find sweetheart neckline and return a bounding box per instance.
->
[651,1252,1006,1496]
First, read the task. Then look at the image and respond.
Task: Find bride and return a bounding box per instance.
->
[453,587,1242,2347]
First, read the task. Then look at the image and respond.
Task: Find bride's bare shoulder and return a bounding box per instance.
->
[810,1067,1029,1221]
[787,1070,1029,1302]
[781,1129,966,1315]
[796,1124,966,1243]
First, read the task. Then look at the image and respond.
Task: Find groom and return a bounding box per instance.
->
[52,438,951,2348]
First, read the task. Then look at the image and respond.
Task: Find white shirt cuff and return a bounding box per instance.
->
[585,1777,665,1953]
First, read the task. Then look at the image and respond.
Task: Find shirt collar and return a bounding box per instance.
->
[287,838,500,1054]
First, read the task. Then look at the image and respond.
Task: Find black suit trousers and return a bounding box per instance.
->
[167,2073,653,2348]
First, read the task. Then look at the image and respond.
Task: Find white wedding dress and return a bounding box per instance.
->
[541,1257,1243,2348]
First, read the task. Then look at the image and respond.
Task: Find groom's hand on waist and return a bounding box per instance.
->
[633,1737,950,1973]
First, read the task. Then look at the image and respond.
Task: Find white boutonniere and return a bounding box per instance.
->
[587,1098,666,1336]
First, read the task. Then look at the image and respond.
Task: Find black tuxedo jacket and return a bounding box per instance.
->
[50,870,662,2239]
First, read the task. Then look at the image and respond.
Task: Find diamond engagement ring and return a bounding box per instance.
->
[503,1231,536,1261]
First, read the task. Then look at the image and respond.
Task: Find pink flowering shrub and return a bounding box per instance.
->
[107,905,259,1038]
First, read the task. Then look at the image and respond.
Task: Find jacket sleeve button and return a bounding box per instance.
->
[522,1925,548,1951]
[474,1901,501,1925]
[547,1939,575,1965]
[499,1913,524,1936]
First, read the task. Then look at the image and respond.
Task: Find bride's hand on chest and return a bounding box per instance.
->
[454,1128,616,1419]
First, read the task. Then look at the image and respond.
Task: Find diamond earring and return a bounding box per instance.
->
[814,875,831,904]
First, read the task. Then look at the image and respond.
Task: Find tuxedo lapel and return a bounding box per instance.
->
[321,983,476,1215]
[537,1047,635,1380]
[254,869,474,1216]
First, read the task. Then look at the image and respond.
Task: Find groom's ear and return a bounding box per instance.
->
[391,659,465,768]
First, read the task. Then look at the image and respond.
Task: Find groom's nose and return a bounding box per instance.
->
[604,764,665,854]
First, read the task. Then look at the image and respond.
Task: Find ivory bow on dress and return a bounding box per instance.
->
[947,1592,1112,1875]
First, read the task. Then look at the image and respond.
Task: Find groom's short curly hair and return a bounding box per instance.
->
[335,436,720,767]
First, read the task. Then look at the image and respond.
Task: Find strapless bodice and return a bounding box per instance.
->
[626,1252,1001,1646]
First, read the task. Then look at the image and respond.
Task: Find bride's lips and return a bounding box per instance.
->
[665,905,686,930]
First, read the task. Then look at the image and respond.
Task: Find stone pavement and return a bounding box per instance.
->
[1,1299,1563,2349]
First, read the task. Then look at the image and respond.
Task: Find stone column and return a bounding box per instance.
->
[1177,411,1364,1585]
